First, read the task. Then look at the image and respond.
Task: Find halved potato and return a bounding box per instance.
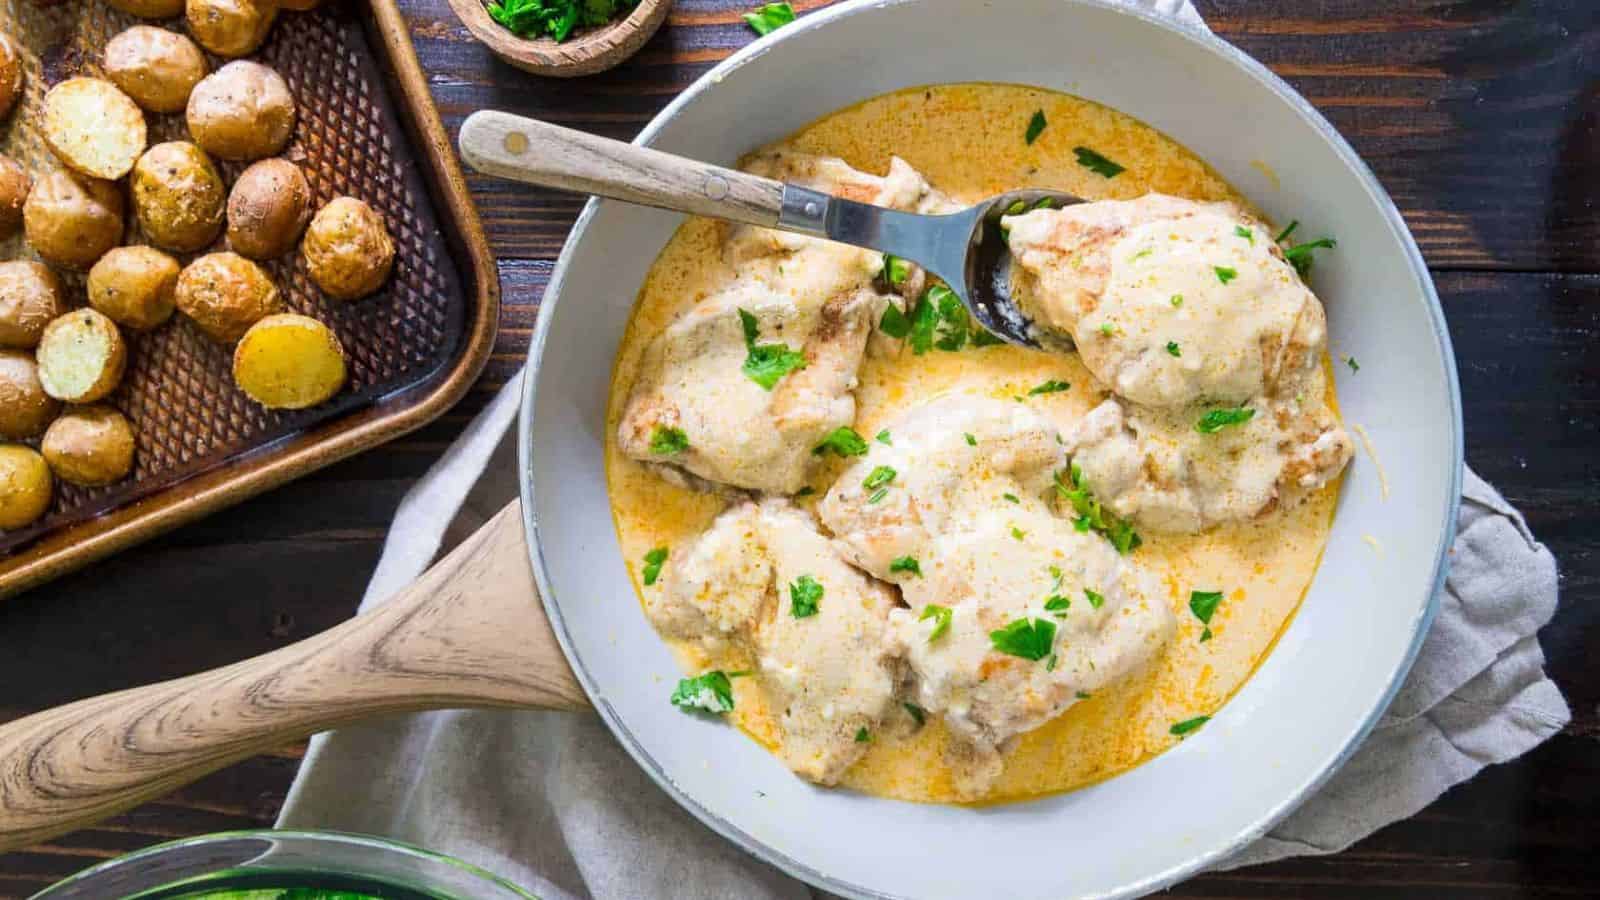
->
[0,445,51,530]
[42,405,136,486]
[131,141,226,252]
[22,170,125,271]
[0,153,29,238]
[87,245,180,330]
[175,251,281,342]
[0,350,61,440]
[0,261,67,348]
[104,26,208,114]
[41,78,148,180]
[232,313,346,409]
[0,33,22,120]
[37,309,127,404]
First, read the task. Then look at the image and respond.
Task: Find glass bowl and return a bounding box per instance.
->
[32,830,537,899]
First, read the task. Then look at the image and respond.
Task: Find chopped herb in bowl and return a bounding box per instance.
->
[486,0,641,42]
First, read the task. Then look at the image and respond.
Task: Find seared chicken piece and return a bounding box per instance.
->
[1004,194,1326,409]
[651,498,899,785]
[817,396,1174,798]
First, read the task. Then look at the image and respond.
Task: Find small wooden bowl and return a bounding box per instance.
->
[446,0,675,77]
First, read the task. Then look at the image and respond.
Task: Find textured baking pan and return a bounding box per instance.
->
[0,0,498,596]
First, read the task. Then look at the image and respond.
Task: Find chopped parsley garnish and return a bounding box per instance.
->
[867,488,888,504]
[1282,237,1336,278]
[908,288,941,353]
[1005,199,1029,216]
[1046,653,1058,672]
[1214,266,1238,285]
[790,574,823,618]
[813,426,869,457]
[964,432,977,446]
[1170,715,1210,737]
[649,425,689,455]
[1130,248,1153,262]
[738,308,806,390]
[1234,225,1254,244]
[903,702,926,726]
[862,465,897,491]
[880,254,912,287]
[795,486,816,497]
[1098,322,1116,337]
[855,726,871,742]
[1073,146,1125,178]
[989,617,1057,661]
[920,604,953,641]
[1011,525,1026,540]
[1190,590,1223,624]
[1054,464,1143,555]
[1170,294,1184,308]
[879,302,912,338]
[876,429,892,445]
[1195,406,1256,434]
[1044,594,1070,615]
[487,0,639,42]
[1166,341,1181,357]
[1275,220,1299,243]
[1024,110,1048,145]
[1075,690,1092,700]
[670,670,734,714]
[971,328,1005,347]
[1028,379,1071,395]
[742,1,795,36]
[889,555,922,577]
[908,284,970,353]
[1346,356,1360,373]
[1003,492,1020,504]
[1084,588,1105,610]
[642,546,668,586]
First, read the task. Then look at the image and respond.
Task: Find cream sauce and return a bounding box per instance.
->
[606,84,1341,804]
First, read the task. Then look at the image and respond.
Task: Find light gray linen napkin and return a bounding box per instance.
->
[279,1,1570,893]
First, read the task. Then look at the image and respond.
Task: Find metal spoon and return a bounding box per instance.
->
[458,110,1083,347]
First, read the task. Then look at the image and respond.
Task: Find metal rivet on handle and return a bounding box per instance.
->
[704,174,729,201]
[503,132,529,155]
[805,201,821,216]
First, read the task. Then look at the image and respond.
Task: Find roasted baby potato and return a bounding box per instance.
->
[186,0,278,59]
[87,246,180,330]
[175,251,282,342]
[0,261,67,348]
[302,196,395,300]
[23,171,125,271]
[0,33,21,119]
[42,405,136,486]
[131,141,226,252]
[0,445,52,530]
[186,61,296,161]
[104,26,207,114]
[41,78,148,180]
[233,313,347,409]
[227,158,310,259]
[0,351,61,440]
[0,154,29,238]
[107,0,185,18]
[37,309,127,404]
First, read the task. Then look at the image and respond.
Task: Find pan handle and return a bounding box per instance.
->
[0,499,586,852]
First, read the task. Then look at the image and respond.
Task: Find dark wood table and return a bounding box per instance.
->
[3,0,1596,895]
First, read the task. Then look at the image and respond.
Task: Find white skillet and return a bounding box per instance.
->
[0,2,1461,898]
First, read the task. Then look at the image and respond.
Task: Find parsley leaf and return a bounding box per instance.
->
[920,604,953,641]
[1098,322,1116,337]
[1003,492,1020,503]
[1084,587,1105,610]
[1011,525,1026,540]
[642,546,668,586]
[1053,464,1143,555]
[964,432,977,446]
[880,254,912,287]
[855,726,871,742]
[929,285,969,352]
[670,670,734,714]
[1044,594,1070,614]
[971,328,1005,347]
[1166,341,1181,357]
[1170,715,1210,737]
[889,556,922,577]
[1024,110,1047,145]
[488,0,635,41]
[737,308,806,389]
[1282,237,1336,278]
[1275,220,1299,244]
[989,617,1057,661]
[1170,293,1184,308]
[1214,265,1238,285]
[866,487,888,504]
[1189,589,1223,624]
[742,1,795,36]
[1195,406,1255,434]
[813,427,869,457]
[879,302,912,339]
[908,289,941,354]
[876,429,892,445]
[1234,224,1254,244]
[795,486,815,497]
[649,425,689,455]
[903,702,926,726]
[862,465,897,491]
[1028,379,1071,395]
[790,574,823,618]
[1346,356,1360,373]
[1073,146,1125,178]
[1075,690,1092,700]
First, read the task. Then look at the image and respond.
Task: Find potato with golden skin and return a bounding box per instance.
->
[233,313,347,409]
[107,0,185,18]
[42,406,136,486]
[23,171,125,271]
[37,309,128,404]
[175,251,282,343]
[0,351,61,440]
[131,141,226,252]
[227,158,311,259]
[0,154,30,238]
[186,61,296,161]
[41,78,148,180]
[87,246,180,331]
[303,197,395,300]
[0,33,22,120]
[186,0,278,59]
[0,261,67,348]
[0,445,52,530]
[104,26,207,114]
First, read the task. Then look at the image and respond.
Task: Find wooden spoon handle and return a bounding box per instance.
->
[457,110,785,227]
[0,499,586,851]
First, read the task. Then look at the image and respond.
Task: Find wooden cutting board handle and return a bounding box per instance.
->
[0,499,587,851]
